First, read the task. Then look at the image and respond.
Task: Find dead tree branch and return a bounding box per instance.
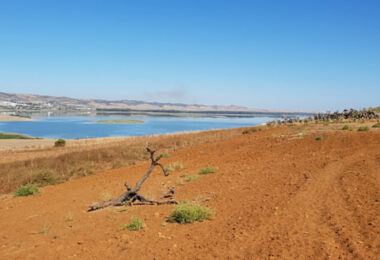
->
[88,148,177,212]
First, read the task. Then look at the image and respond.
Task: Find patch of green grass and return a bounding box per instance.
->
[161,153,170,158]
[165,162,186,172]
[186,175,199,182]
[168,202,213,224]
[315,135,323,141]
[242,126,266,135]
[13,184,39,197]
[96,120,144,124]
[342,125,350,130]
[119,216,145,231]
[163,166,173,173]
[54,139,66,147]
[358,126,369,131]
[0,133,33,139]
[199,167,215,175]
[372,123,380,128]
[39,223,50,234]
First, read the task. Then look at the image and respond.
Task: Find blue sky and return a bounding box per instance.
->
[0,0,379,111]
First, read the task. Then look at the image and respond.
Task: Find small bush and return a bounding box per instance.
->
[31,171,62,187]
[165,162,186,172]
[39,223,50,234]
[242,127,264,135]
[186,175,199,182]
[358,126,369,131]
[199,167,215,175]
[161,153,170,158]
[168,202,212,224]
[342,125,350,130]
[163,166,173,173]
[372,123,380,128]
[121,216,145,231]
[54,139,66,147]
[315,135,323,141]
[13,184,39,197]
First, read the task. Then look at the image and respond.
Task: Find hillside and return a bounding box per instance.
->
[0,92,313,115]
[0,123,379,259]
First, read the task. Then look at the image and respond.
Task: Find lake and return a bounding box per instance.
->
[0,115,280,139]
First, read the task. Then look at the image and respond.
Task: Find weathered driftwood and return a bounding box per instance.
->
[88,148,177,212]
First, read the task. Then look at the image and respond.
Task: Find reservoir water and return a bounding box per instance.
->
[0,115,280,139]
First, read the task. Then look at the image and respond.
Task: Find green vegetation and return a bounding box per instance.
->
[165,162,186,172]
[358,126,369,131]
[163,166,173,173]
[161,153,170,158]
[0,132,33,139]
[96,120,144,124]
[315,135,323,141]
[13,184,39,197]
[342,125,350,130]
[186,175,199,182]
[372,123,380,128]
[39,223,50,234]
[119,216,145,231]
[368,106,380,113]
[242,126,264,135]
[54,139,66,147]
[168,202,213,224]
[199,167,215,175]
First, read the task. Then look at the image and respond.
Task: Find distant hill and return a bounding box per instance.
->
[0,92,315,115]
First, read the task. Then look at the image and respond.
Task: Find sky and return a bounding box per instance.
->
[0,0,379,111]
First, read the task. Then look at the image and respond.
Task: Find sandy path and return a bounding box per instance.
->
[0,126,379,259]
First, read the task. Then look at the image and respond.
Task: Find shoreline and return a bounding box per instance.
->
[0,115,35,122]
[0,127,228,151]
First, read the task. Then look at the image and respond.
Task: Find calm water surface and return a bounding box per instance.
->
[0,116,279,139]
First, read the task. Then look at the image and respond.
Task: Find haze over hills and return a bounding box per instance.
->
[0,92,315,114]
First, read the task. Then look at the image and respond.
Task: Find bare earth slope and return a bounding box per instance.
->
[0,126,379,259]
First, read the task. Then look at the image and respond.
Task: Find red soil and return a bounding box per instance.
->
[0,125,379,259]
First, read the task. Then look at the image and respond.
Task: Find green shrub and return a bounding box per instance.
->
[358,126,369,131]
[0,133,33,139]
[342,125,350,130]
[242,127,263,135]
[168,202,212,224]
[372,123,380,128]
[121,216,145,231]
[163,166,173,173]
[186,175,199,182]
[161,153,170,158]
[13,184,39,197]
[315,135,323,141]
[199,167,215,175]
[54,139,66,147]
